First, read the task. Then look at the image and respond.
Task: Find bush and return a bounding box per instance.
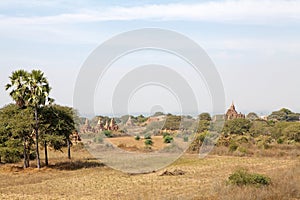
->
[228,168,271,186]
[162,132,170,138]
[144,133,152,140]
[229,141,238,152]
[183,136,189,142]
[277,137,284,144]
[0,148,21,163]
[93,135,103,143]
[102,130,112,138]
[144,139,153,146]
[164,135,173,143]
[134,135,140,140]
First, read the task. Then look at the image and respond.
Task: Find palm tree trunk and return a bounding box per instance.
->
[44,141,48,166]
[67,139,71,159]
[35,106,41,168]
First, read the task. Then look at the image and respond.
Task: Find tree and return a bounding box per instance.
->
[0,104,34,167]
[196,113,212,133]
[268,108,300,122]
[199,113,211,121]
[5,70,29,108]
[223,118,252,135]
[163,115,181,130]
[5,70,33,167]
[246,112,259,121]
[26,70,54,168]
[283,123,300,142]
[40,105,76,162]
[6,69,53,168]
[197,120,210,133]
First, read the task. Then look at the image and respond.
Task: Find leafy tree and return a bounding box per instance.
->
[40,105,71,165]
[50,105,76,160]
[223,118,252,135]
[197,120,210,133]
[282,123,300,142]
[152,112,164,117]
[137,115,148,123]
[6,69,54,168]
[199,113,211,121]
[163,115,181,130]
[268,108,300,122]
[246,112,259,121]
[196,113,212,133]
[0,104,34,167]
[249,120,271,137]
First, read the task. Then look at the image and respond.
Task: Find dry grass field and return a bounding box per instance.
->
[0,147,299,200]
[108,136,168,151]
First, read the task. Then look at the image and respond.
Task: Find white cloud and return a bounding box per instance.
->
[0,0,299,25]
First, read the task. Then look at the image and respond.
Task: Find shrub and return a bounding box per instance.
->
[277,137,284,144]
[162,132,170,138]
[144,139,153,146]
[228,168,271,186]
[144,133,152,140]
[93,135,103,143]
[134,135,140,140]
[0,148,21,163]
[102,130,112,138]
[229,141,238,152]
[183,136,189,142]
[164,135,173,143]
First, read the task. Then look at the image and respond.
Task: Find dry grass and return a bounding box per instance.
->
[0,148,299,199]
[107,136,168,151]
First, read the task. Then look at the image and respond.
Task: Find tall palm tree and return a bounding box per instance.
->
[6,69,53,169]
[5,70,29,108]
[27,70,54,169]
[5,70,31,168]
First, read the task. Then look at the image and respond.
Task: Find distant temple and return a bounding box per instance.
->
[80,117,119,133]
[125,116,134,127]
[225,102,245,120]
[81,118,93,133]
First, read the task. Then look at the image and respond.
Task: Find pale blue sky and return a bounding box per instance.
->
[0,0,300,116]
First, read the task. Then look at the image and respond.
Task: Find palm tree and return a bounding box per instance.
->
[27,70,54,169]
[6,69,53,169]
[5,70,29,108]
[5,70,31,168]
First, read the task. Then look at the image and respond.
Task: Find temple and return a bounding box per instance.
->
[225,102,245,120]
[80,117,119,133]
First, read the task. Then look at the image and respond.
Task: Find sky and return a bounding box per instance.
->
[0,0,300,116]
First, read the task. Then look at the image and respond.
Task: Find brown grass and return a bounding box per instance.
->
[107,136,168,151]
[0,147,299,199]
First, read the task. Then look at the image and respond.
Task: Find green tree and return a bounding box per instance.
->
[5,70,29,108]
[163,115,181,130]
[196,113,212,133]
[223,118,252,135]
[282,123,300,142]
[197,120,210,133]
[27,70,54,168]
[0,104,34,167]
[199,113,211,121]
[246,112,259,121]
[6,69,54,168]
[268,108,300,122]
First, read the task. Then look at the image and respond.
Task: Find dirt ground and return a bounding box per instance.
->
[0,148,299,199]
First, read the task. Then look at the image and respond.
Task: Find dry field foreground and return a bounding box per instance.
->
[0,148,299,200]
